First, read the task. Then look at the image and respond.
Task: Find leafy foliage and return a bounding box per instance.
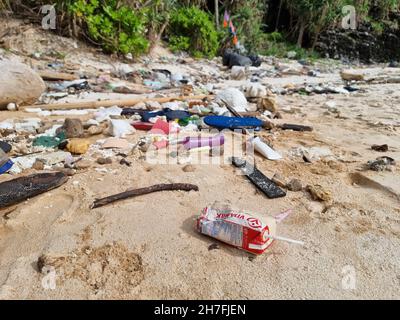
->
[168,6,219,58]
[69,0,149,55]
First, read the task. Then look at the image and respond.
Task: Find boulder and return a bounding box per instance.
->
[0,61,46,109]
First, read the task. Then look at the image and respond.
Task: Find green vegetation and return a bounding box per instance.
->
[167,6,219,58]
[1,0,400,59]
[69,0,148,56]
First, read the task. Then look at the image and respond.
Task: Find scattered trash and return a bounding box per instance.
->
[183,134,224,150]
[132,122,154,131]
[215,88,248,113]
[197,206,303,255]
[249,137,282,161]
[231,157,286,199]
[33,131,66,148]
[48,79,89,92]
[10,151,71,174]
[66,139,90,155]
[204,116,263,130]
[109,119,136,138]
[0,148,13,174]
[0,172,68,208]
[367,156,396,172]
[0,141,12,153]
[241,83,267,99]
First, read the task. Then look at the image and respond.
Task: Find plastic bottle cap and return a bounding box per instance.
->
[0,159,13,174]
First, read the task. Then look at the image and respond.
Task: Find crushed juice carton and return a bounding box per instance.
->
[197,207,277,255]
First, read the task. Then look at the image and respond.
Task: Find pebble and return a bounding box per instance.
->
[56,167,75,176]
[32,159,45,170]
[182,165,196,173]
[61,118,84,138]
[272,173,287,188]
[287,178,303,192]
[307,185,332,202]
[87,125,104,136]
[74,160,92,170]
[97,157,112,165]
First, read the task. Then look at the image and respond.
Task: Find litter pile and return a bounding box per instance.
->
[0,36,398,259]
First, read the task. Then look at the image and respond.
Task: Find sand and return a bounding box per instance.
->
[0,18,399,300]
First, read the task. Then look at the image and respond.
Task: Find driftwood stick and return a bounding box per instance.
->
[39,71,79,81]
[22,95,213,111]
[91,183,199,209]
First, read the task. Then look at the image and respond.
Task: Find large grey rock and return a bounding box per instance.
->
[0,61,46,109]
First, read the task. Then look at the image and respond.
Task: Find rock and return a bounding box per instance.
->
[340,69,365,81]
[231,66,247,80]
[66,139,90,155]
[87,125,104,136]
[119,158,131,167]
[97,157,112,165]
[317,26,400,64]
[60,118,84,138]
[102,137,131,149]
[371,144,389,152]
[241,83,267,98]
[55,167,75,176]
[272,173,287,188]
[307,185,332,202]
[258,97,278,113]
[32,159,45,170]
[287,179,303,192]
[0,61,46,109]
[6,103,17,111]
[215,88,248,112]
[324,101,337,110]
[302,147,333,163]
[145,101,162,109]
[182,165,196,173]
[74,160,92,170]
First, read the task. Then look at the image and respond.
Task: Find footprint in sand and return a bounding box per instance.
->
[0,193,75,293]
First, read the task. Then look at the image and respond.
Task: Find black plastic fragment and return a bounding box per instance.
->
[231,157,286,199]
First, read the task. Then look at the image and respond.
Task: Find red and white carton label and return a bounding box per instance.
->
[196,207,277,255]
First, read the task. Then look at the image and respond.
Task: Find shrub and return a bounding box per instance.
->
[168,6,219,58]
[69,0,149,56]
